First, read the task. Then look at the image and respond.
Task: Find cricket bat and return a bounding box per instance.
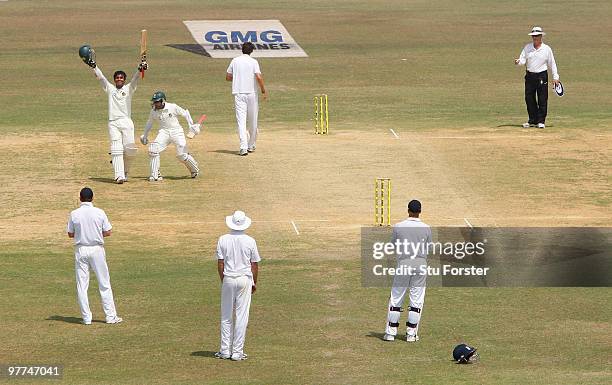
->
[187,115,207,139]
[140,29,147,79]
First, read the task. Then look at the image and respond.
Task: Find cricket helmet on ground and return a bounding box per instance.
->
[453,344,478,364]
[151,91,166,102]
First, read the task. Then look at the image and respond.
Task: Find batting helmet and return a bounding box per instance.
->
[78,45,96,67]
[151,91,166,102]
[453,344,478,364]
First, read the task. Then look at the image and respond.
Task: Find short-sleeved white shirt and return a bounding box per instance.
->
[226,54,261,94]
[392,218,432,261]
[216,231,261,278]
[67,202,112,246]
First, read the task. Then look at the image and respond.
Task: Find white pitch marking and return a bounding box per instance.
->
[464,218,474,229]
[389,129,399,139]
[291,220,300,235]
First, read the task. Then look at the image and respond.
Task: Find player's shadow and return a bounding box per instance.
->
[210,149,240,156]
[88,177,118,184]
[190,351,218,358]
[366,331,387,341]
[163,175,192,180]
[46,315,104,324]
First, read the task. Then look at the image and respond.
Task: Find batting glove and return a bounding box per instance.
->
[139,135,148,145]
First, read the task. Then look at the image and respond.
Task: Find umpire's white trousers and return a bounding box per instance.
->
[74,245,118,323]
[220,275,252,355]
[233,93,258,150]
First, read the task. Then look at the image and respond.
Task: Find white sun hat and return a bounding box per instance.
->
[226,210,252,231]
[528,26,546,36]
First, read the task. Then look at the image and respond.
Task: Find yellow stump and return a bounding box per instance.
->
[374,178,391,226]
[314,94,329,134]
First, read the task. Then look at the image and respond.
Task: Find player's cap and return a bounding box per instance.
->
[554,81,564,97]
[226,210,252,231]
[407,200,421,213]
[528,26,546,36]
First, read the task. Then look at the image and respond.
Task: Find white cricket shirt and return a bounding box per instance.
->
[216,231,261,278]
[517,42,559,80]
[226,54,261,94]
[144,102,192,134]
[94,67,139,121]
[392,218,432,261]
[67,202,112,246]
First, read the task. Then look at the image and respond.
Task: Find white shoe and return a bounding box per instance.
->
[106,316,123,324]
[383,334,395,341]
[214,352,230,360]
[191,171,199,179]
[248,145,256,153]
[239,149,248,156]
[82,320,91,325]
[115,177,125,184]
[148,176,163,182]
[230,352,248,361]
[406,334,419,342]
[522,122,531,128]
[537,123,545,129]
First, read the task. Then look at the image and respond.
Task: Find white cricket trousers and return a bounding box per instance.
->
[385,262,427,336]
[108,118,136,180]
[74,245,118,323]
[220,275,252,355]
[233,93,258,150]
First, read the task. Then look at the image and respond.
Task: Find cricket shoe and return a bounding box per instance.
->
[214,352,230,360]
[248,145,256,153]
[106,316,123,324]
[82,320,92,325]
[383,334,395,342]
[115,177,126,184]
[148,175,164,182]
[230,352,248,361]
[191,171,199,179]
[239,149,248,156]
[406,334,419,342]
[537,123,545,129]
[522,122,536,128]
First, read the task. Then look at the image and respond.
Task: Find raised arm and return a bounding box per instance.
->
[93,66,111,92]
[128,64,143,91]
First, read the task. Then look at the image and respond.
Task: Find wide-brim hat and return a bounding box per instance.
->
[528,26,546,36]
[226,210,252,231]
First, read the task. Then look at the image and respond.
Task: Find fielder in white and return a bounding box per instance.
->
[215,211,261,361]
[66,187,122,325]
[84,51,145,183]
[139,91,201,181]
[226,42,267,156]
[384,200,431,342]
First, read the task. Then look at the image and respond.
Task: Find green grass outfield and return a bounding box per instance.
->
[1,1,611,384]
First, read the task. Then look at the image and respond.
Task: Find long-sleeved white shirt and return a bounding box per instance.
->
[94,66,140,121]
[517,42,559,80]
[142,102,194,138]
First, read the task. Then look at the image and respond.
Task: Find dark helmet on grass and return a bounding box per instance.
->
[453,344,478,364]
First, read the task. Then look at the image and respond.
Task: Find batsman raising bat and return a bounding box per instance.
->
[78,39,147,184]
[139,91,201,181]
